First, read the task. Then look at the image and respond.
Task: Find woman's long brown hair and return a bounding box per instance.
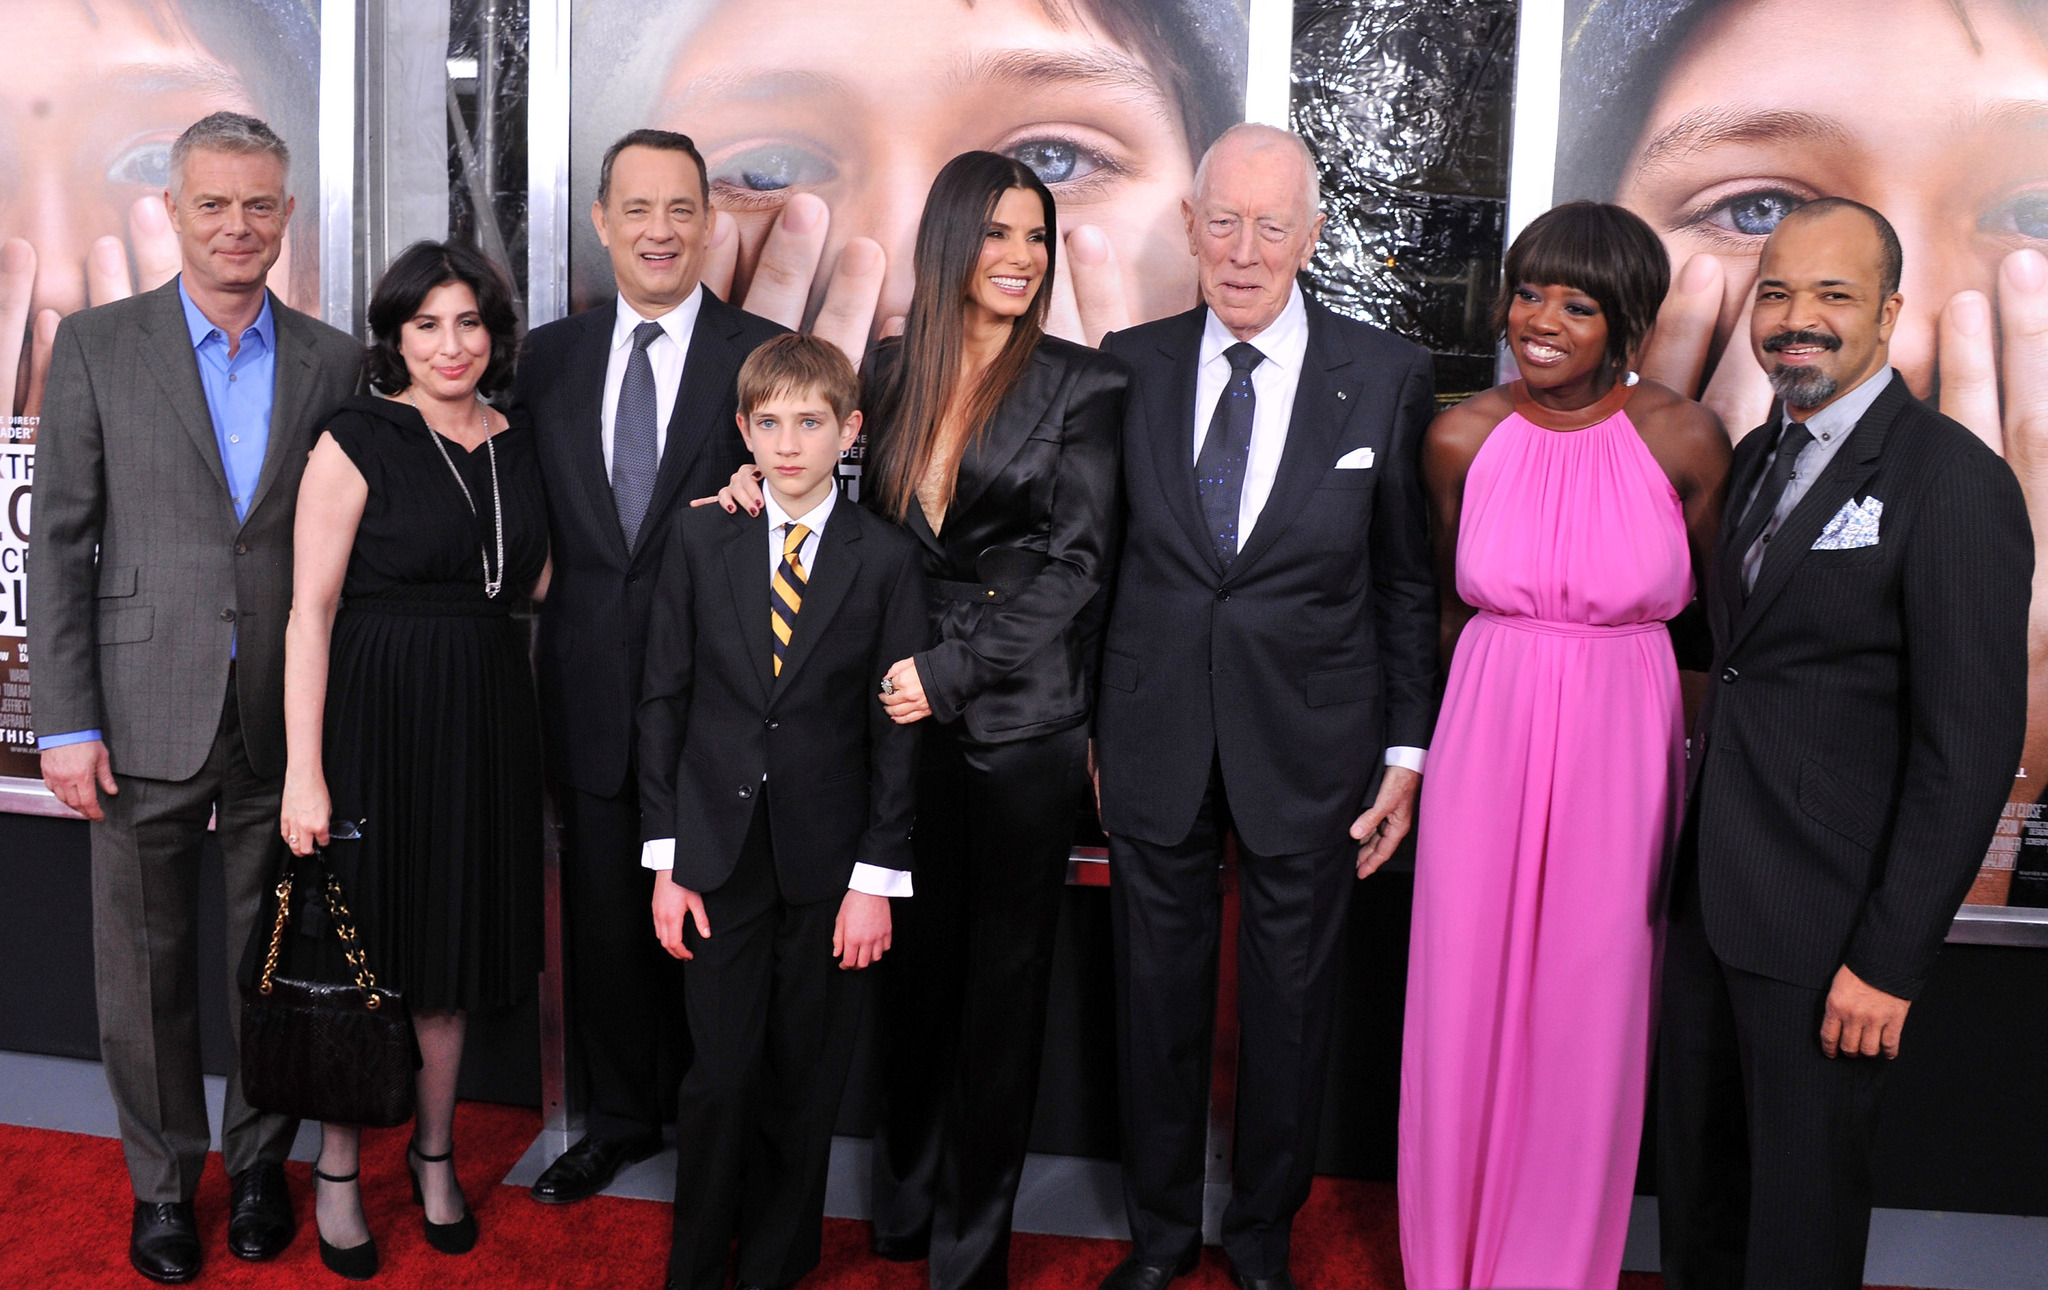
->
[868,151,1057,523]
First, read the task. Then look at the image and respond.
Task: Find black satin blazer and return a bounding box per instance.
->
[863,334,1128,745]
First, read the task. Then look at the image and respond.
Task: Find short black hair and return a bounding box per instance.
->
[597,129,710,208]
[365,241,522,397]
[1780,197,1905,301]
[1492,200,1670,371]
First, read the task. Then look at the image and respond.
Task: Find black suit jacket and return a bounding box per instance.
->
[865,334,1127,744]
[1688,371,2030,998]
[637,500,927,904]
[515,290,787,797]
[1095,299,1438,856]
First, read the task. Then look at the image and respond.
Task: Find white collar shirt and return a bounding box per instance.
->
[1192,281,1311,544]
[762,486,836,581]
[600,286,704,476]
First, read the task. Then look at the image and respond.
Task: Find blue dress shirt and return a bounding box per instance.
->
[37,279,277,752]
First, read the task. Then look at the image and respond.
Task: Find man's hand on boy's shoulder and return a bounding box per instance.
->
[834,891,893,970]
[652,869,711,961]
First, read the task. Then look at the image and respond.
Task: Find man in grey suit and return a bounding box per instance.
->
[27,112,361,1285]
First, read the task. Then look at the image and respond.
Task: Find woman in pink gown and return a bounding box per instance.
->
[1398,202,1730,1290]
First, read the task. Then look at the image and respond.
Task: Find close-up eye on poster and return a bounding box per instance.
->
[566,0,1250,348]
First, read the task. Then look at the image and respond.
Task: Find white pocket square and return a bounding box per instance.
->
[1812,496,1882,550]
[1334,447,1375,469]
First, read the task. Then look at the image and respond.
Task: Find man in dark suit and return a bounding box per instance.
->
[516,128,786,1203]
[28,113,362,1282]
[1658,198,2031,1290]
[638,334,925,1290]
[1095,124,1438,1290]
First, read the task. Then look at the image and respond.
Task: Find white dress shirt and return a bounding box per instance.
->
[1193,285,1425,775]
[600,286,704,476]
[640,486,914,897]
[1738,365,1891,592]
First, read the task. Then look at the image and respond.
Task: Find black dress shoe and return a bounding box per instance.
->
[1098,1250,1199,1290]
[227,1162,296,1260]
[1226,1265,1299,1290]
[529,1132,662,1204]
[130,1201,201,1284]
[869,1232,929,1262]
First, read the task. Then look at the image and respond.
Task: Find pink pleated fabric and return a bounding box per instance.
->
[1397,406,1690,1289]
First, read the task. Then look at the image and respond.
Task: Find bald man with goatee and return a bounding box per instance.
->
[1659,198,2030,1290]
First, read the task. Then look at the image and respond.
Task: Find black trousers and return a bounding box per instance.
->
[669,794,866,1290]
[1657,826,1889,1290]
[1107,764,1355,1278]
[560,777,690,1141]
[871,721,1089,1290]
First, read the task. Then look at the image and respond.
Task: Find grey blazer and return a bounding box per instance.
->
[28,278,362,782]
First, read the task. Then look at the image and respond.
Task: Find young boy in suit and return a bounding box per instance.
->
[638,333,926,1290]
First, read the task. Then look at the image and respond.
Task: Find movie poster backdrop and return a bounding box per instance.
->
[568,0,1251,500]
[1539,0,2048,906]
[0,0,326,797]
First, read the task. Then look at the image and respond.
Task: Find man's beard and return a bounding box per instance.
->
[1766,363,1840,409]
[1761,327,1844,409]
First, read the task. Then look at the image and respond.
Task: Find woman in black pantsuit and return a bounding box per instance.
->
[721,150,1126,1290]
[865,151,1126,1290]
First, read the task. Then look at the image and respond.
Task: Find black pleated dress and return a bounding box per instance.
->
[316,394,546,1012]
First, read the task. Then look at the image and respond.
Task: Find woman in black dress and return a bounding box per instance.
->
[279,241,545,1279]
[720,151,1127,1290]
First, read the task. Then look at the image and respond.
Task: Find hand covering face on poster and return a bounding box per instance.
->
[1558,0,2048,895]
[570,0,1247,354]
[0,0,319,422]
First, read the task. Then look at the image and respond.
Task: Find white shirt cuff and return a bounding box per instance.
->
[1384,746,1426,774]
[641,838,676,870]
[850,863,913,897]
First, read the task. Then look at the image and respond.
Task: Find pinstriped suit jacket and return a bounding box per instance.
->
[27,278,362,782]
[1687,371,2030,999]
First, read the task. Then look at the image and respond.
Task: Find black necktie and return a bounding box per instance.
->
[612,321,664,549]
[1195,341,1266,562]
[1730,419,1815,596]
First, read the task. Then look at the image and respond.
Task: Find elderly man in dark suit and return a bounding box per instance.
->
[28,112,362,1283]
[1658,198,2031,1290]
[1095,123,1438,1290]
[515,129,786,1204]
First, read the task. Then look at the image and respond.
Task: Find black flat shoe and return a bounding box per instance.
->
[408,1140,478,1254]
[1226,1265,1298,1290]
[1098,1250,1199,1290]
[129,1201,201,1284]
[312,1166,378,1281]
[227,1161,296,1260]
[869,1232,929,1262]
[528,1132,662,1204]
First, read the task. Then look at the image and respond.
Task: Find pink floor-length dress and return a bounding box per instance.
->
[1397,400,1690,1289]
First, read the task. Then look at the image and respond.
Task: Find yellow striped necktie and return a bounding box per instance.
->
[771,522,810,677]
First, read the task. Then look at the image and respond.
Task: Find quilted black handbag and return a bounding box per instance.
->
[239,846,420,1127]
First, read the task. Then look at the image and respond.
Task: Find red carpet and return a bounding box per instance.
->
[0,1104,1894,1289]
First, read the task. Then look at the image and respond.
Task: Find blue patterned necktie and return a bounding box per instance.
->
[1195,341,1266,562]
[612,320,664,548]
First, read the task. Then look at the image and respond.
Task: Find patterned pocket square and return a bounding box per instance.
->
[1334,446,1375,469]
[1812,496,1883,550]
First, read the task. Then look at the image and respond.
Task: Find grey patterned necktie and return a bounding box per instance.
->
[1195,341,1266,562]
[612,320,664,548]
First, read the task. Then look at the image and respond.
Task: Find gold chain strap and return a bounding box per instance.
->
[253,866,384,1010]
[321,873,384,1008]
[256,876,292,995]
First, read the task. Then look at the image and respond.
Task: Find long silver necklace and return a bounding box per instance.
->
[407,389,504,599]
